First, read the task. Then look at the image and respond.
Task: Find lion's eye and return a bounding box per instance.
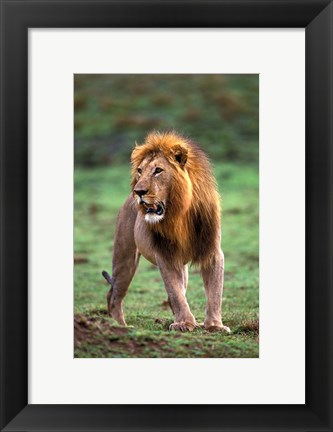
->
[154,167,163,175]
[137,168,142,175]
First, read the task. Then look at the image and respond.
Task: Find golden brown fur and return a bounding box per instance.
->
[103,131,230,333]
[130,131,221,269]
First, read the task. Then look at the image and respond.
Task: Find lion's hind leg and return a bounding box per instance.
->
[104,249,140,326]
[104,196,140,326]
[201,249,231,333]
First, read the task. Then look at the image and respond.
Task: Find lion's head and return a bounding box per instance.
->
[131,131,221,267]
[131,133,193,224]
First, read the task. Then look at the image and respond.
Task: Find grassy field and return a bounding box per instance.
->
[74,161,259,358]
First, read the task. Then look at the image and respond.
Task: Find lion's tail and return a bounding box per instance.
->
[102,270,113,285]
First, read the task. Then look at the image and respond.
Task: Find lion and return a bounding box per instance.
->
[102,131,230,332]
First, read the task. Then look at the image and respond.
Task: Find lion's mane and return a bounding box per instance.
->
[131,131,221,268]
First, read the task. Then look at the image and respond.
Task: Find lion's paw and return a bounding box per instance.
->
[169,321,197,332]
[204,324,231,333]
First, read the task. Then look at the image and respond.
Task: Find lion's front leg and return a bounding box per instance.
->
[201,249,230,333]
[157,258,197,332]
[166,264,188,313]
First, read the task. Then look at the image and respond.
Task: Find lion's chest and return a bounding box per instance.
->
[134,213,192,266]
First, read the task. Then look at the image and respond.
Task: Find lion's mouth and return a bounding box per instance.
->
[141,201,164,216]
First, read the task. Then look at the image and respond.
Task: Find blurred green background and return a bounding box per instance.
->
[74,74,259,358]
[74,74,258,166]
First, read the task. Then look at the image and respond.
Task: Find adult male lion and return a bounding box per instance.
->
[102,131,230,332]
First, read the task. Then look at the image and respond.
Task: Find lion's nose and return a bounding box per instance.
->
[134,188,148,198]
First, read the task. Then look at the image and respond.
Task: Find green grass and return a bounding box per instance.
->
[74,161,259,358]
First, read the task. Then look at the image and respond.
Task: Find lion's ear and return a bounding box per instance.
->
[172,145,188,168]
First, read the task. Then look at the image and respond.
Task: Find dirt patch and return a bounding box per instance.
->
[74,254,89,264]
[74,314,129,345]
[74,314,166,357]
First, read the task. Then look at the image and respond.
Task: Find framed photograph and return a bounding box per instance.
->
[73,73,259,359]
[1,0,332,431]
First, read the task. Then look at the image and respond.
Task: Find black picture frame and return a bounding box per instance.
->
[1,1,332,431]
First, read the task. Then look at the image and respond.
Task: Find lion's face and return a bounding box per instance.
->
[132,154,173,224]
